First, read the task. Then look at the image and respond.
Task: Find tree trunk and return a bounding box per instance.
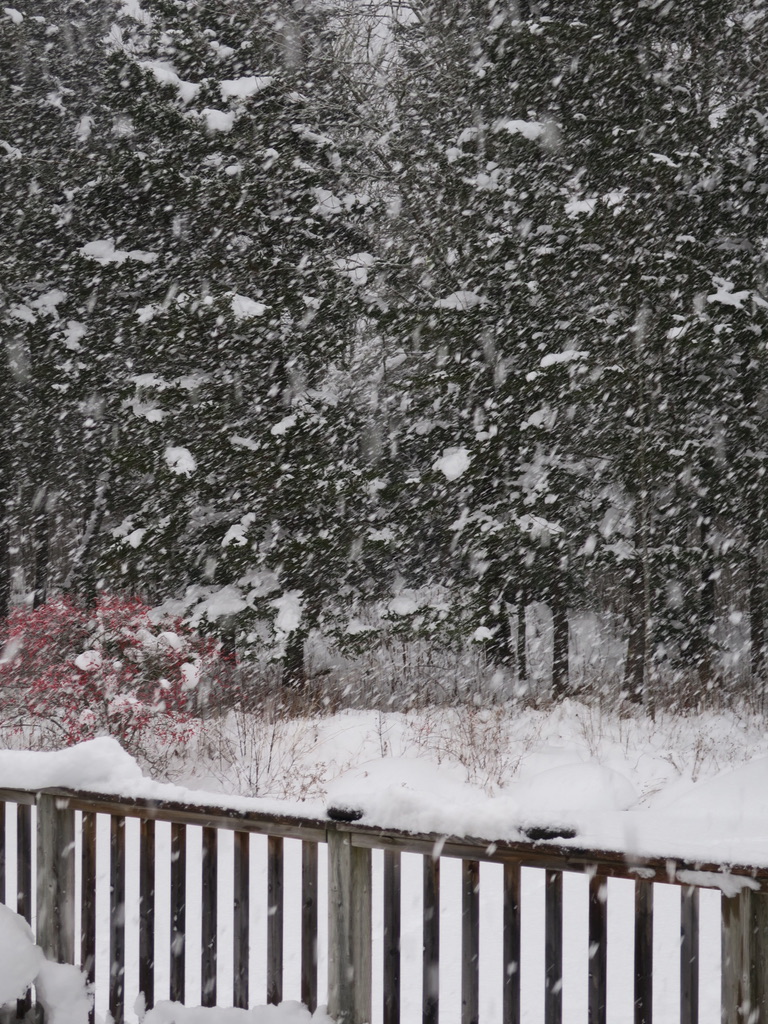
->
[624,564,646,704]
[0,519,10,623]
[748,542,766,698]
[484,602,515,668]
[64,469,110,607]
[282,626,309,688]
[550,581,569,700]
[32,490,49,610]
[515,590,527,686]
[697,522,718,692]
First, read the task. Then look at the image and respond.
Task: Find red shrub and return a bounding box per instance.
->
[0,595,225,753]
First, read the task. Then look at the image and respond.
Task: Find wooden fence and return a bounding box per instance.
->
[0,785,767,1024]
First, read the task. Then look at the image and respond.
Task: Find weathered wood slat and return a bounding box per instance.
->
[301,841,318,1014]
[37,793,76,963]
[109,815,126,1024]
[721,892,741,1024]
[327,830,372,1024]
[680,886,699,1024]
[343,826,768,891]
[201,826,218,1007]
[721,889,768,1024]
[588,875,607,1024]
[634,880,653,1024]
[383,849,401,1024]
[422,854,440,1024]
[16,802,31,923]
[33,788,327,843]
[267,835,284,1006]
[170,822,187,1003]
[503,863,521,1024]
[11,785,768,890]
[233,831,249,1009]
[16,803,32,1019]
[0,801,5,905]
[139,818,155,1011]
[545,870,563,1024]
[81,812,97,989]
[462,860,480,1024]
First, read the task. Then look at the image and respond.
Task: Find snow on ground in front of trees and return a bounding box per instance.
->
[3,702,768,868]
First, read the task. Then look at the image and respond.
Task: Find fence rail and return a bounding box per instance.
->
[0,785,766,1024]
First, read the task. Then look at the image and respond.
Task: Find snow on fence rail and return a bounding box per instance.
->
[0,786,766,1024]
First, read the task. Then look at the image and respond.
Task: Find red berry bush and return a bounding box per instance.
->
[0,595,225,756]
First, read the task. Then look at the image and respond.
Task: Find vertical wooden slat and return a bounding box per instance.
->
[81,812,97,990]
[462,860,480,1024]
[170,822,187,1003]
[721,892,738,1024]
[301,841,318,1014]
[422,854,440,1024]
[634,880,653,1024]
[327,830,372,1024]
[544,870,563,1024]
[0,801,6,905]
[383,849,401,1024]
[503,863,521,1024]
[588,875,608,1024]
[681,886,699,1024]
[721,888,768,1024]
[139,819,155,1011]
[16,803,32,1020]
[267,835,284,1006]
[201,827,218,1007]
[16,803,32,922]
[37,794,76,963]
[109,815,126,1024]
[233,831,249,1010]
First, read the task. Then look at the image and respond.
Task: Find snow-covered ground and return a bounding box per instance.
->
[0,897,332,1024]
[6,700,763,866]
[1,700,766,1023]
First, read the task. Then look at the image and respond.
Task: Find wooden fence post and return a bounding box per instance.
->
[327,829,372,1024]
[36,793,76,963]
[722,887,768,1024]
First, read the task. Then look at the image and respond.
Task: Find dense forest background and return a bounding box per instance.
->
[2,0,768,710]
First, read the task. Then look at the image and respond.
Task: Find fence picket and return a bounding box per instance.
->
[81,812,97,990]
[422,854,440,1024]
[233,831,249,1009]
[461,860,480,1024]
[139,818,155,1011]
[16,802,31,922]
[721,888,768,1024]
[383,850,401,1024]
[109,815,126,1024]
[634,880,653,1024]
[170,823,187,1003]
[588,875,607,1024]
[0,801,5,905]
[301,841,318,1014]
[201,827,218,1007]
[680,886,699,1024]
[502,863,521,1024]
[545,870,563,1024]
[16,803,31,1020]
[267,836,284,1006]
